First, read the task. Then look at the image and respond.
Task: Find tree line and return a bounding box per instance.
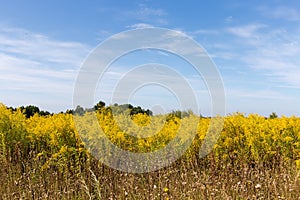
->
[6,102,280,119]
[6,101,153,118]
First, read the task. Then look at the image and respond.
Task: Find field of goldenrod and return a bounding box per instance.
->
[0,103,299,199]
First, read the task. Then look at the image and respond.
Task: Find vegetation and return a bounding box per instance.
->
[0,103,299,199]
[8,105,51,118]
[71,101,153,117]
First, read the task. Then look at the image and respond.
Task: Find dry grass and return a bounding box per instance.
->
[1,153,299,200]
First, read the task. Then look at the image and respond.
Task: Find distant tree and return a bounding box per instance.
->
[130,106,153,116]
[39,110,51,116]
[145,109,153,116]
[7,106,16,112]
[111,103,132,115]
[169,110,192,119]
[108,103,152,116]
[20,105,40,118]
[66,109,74,115]
[130,106,142,115]
[94,101,106,110]
[74,105,85,116]
[269,112,278,119]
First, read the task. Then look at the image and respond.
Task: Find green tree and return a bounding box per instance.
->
[269,112,278,119]
[20,105,40,118]
[94,101,106,110]
[74,105,85,116]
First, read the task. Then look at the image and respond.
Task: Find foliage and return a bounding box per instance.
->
[269,112,278,119]
[0,103,299,199]
[15,105,51,118]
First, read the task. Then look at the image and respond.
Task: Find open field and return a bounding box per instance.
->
[1,103,300,199]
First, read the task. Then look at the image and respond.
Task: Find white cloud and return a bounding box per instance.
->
[0,25,91,111]
[225,16,233,23]
[222,22,300,89]
[0,26,90,66]
[137,4,167,17]
[246,36,300,88]
[127,23,154,29]
[191,29,219,35]
[260,6,300,21]
[226,24,267,38]
[228,87,290,100]
[188,21,300,115]
[124,4,168,25]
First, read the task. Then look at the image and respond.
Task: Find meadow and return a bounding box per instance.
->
[0,103,299,199]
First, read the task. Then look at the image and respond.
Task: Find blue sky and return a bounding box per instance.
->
[0,0,300,116]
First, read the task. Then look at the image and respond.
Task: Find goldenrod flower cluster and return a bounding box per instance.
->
[0,103,299,170]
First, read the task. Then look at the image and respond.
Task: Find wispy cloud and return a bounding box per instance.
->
[223,22,300,89]
[226,23,267,38]
[124,4,168,25]
[127,23,154,29]
[0,25,91,111]
[185,20,300,115]
[259,6,300,21]
[137,4,167,17]
[186,29,220,40]
[0,26,90,66]
[228,87,291,100]
[225,16,233,23]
